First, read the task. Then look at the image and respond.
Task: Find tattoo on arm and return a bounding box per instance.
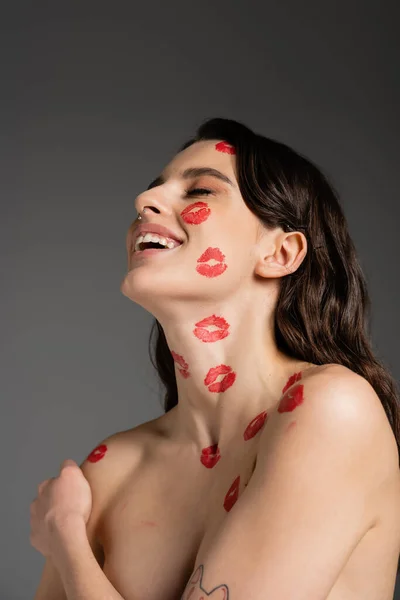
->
[181,565,229,599]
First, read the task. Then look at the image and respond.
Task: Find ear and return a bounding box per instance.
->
[254,230,308,279]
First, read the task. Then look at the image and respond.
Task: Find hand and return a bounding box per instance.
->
[30,458,92,558]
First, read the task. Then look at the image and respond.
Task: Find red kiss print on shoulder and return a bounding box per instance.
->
[243,410,268,440]
[200,444,221,468]
[223,475,240,512]
[278,383,304,413]
[282,371,302,394]
[181,201,211,225]
[215,141,236,155]
[86,443,107,463]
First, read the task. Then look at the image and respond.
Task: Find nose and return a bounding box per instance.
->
[134,188,172,220]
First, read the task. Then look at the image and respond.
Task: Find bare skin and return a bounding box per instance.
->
[78,139,400,599]
[85,364,400,600]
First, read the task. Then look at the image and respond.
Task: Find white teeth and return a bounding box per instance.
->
[134,232,178,252]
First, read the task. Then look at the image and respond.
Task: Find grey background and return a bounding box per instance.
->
[1,1,399,598]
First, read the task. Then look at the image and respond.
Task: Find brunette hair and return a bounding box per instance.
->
[147,117,400,464]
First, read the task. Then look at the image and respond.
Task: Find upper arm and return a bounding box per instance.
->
[181,367,388,600]
[33,433,121,599]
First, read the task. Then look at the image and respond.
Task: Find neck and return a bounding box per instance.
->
[154,292,311,453]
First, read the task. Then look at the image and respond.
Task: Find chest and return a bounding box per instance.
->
[96,444,400,600]
[97,444,258,600]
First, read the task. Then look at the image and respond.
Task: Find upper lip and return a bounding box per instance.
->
[132,222,184,247]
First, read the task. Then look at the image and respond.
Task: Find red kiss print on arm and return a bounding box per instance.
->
[282,371,302,394]
[86,444,107,463]
[278,383,304,413]
[223,475,240,512]
[204,364,236,393]
[200,444,221,468]
[193,315,230,342]
[196,247,227,278]
[243,410,268,440]
[171,350,191,379]
[181,201,211,225]
[215,141,236,155]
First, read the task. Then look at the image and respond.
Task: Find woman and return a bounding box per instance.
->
[32,118,400,600]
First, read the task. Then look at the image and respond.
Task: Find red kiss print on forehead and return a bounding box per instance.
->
[86,444,107,463]
[215,141,236,155]
[181,201,211,225]
[171,350,190,379]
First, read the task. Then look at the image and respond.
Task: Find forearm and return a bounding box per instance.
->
[49,516,126,600]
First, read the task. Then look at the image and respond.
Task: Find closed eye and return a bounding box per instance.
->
[186,188,213,196]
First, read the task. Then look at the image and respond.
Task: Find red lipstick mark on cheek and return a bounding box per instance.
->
[193,314,230,342]
[243,410,268,440]
[200,444,221,468]
[223,475,240,511]
[171,350,190,379]
[282,371,302,394]
[86,443,108,463]
[215,141,236,155]
[204,364,236,393]
[278,383,304,413]
[196,247,227,278]
[181,201,211,225]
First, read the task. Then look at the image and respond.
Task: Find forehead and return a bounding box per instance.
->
[161,139,238,184]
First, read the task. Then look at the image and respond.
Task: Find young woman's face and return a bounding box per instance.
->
[121,139,270,310]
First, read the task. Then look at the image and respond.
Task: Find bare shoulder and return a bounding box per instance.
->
[298,362,400,480]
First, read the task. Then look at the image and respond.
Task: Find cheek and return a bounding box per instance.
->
[181,201,211,225]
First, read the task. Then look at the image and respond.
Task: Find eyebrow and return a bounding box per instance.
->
[146,167,235,191]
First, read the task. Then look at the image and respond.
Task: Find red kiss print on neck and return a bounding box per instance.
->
[223,475,240,512]
[86,444,107,463]
[278,383,304,413]
[215,141,236,155]
[193,314,230,342]
[200,444,221,468]
[196,247,227,278]
[204,364,236,393]
[171,350,190,379]
[181,201,211,225]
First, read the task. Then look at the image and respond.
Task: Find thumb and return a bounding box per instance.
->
[60,458,79,471]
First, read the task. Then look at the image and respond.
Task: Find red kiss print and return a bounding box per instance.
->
[86,443,107,463]
[243,410,268,440]
[193,314,230,342]
[278,383,304,413]
[200,444,221,468]
[204,364,236,393]
[196,247,227,278]
[215,141,236,155]
[282,371,302,394]
[171,350,190,379]
[223,475,240,512]
[181,201,211,225]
